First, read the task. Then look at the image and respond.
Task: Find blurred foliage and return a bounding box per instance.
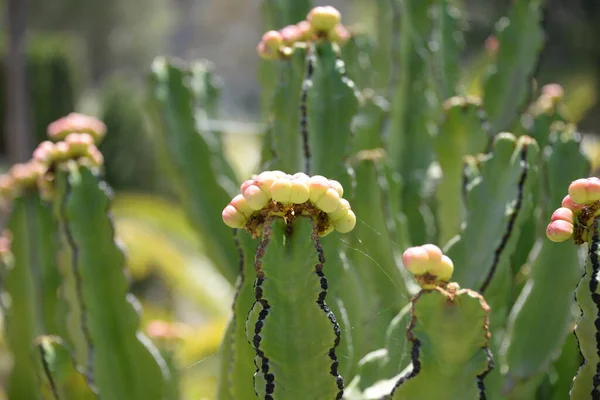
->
[0,33,82,153]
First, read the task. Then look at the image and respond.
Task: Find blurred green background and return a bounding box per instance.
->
[1,0,600,398]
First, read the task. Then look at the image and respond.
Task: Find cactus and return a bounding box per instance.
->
[2,1,599,399]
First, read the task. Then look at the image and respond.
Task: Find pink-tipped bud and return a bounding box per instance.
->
[421,244,443,265]
[66,133,95,156]
[296,20,312,41]
[550,207,574,224]
[330,24,350,44]
[255,170,286,197]
[280,25,303,46]
[222,204,247,228]
[561,195,585,213]
[308,175,330,201]
[240,179,254,193]
[329,179,344,197]
[314,188,341,213]
[546,220,574,243]
[328,198,351,221]
[33,141,58,164]
[243,184,270,210]
[270,176,293,204]
[542,84,564,103]
[289,176,310,204]
[430,255,454,282]
[55,142,71,162]
[47,113,106,143]
[484,35,499,55]
[257,30,283,60]
[402,246,431,275]
[333,209,356,233]
[307,6,342,33]
[568,177,600,205]
[230,194,254,217]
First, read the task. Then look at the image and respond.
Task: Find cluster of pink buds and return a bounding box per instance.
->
[546,177,600,243]
[47,112,107,144]
[402,244,454,289]
[257,6,350,60]
[222,170,356,236]
[0,113,107,206]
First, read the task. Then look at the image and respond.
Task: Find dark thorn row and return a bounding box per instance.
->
[312,223,344,399]
[38,345,61,400]
[389,339,422,398]
[300,46,315,175]
[251,220,275,399]
[480,144,529,293]
[477,347,494,400]
[228,229,246,388]
[589,219,600,399]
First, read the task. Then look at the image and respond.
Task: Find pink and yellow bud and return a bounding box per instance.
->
[308,175,341,212]
[230,194,254,217]
[421,244,443,265]
[255,170,286,197]
[270,176,293,204]
[243,184,270,210]
[330,24,350,44]
[333,209,356,233]
[327,198,351,221]
[307,6,342,33]
[561,195,585,213]
[289,177,310,204]
[568,177,600,205]
[546,220,574,243]
[47,113,107,143]
[280,25,303,46]
[402,246,431,275]
[33,141,58,164]
[222,205,247,228]
[257,31,283,59]
[430,255,454,282]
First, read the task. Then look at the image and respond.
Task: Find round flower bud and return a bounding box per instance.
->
[550,207,574,224]
[230,194,254,217]
[262,30,283,52]
[546,220,574,243]
[314,188,341,213]
[33,141,58,164]
[270,176,293,204]
[240,179,254,193]
[333,209,356,233]
[289,177,310,204]
[561,195,585,213]
[222,205,247,228]
[280,25,302,46]
[402,246,431,275]
[307,6,342,33]
[430,255,454,282]
[568,178,589,205]
[296,20,312,41]
[329,179,343,197]
[327,198,351,221]
[243,184,270,210]
[421,244,443,265]
[588,177,600,203]
[255,170,286,197]
[308,175,330,202]
[329,24,350,44]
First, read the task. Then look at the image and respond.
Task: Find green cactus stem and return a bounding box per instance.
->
[502,127,589,395]
[387,0,437,245]
[148,58,240,284]
[482,0,545,133]
[353,284,492,399]
[53,163,169,400]
[34,335,98,400]
[434,96,490,244]
[571,215,600,399]
[216,229,260,400]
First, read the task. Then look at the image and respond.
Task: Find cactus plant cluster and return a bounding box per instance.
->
[1,1,600,399]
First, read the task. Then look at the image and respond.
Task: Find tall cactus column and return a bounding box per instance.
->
[221,171,356,399]
[546,177,600,399]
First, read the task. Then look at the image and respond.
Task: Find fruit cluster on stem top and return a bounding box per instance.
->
[257,5,350,60]
[222,170,356,236]
[546,177,600,243]
[402,244,455,289]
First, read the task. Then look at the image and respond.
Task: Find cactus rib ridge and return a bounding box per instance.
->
[300,49,315,174]
[60,179,95,386]
[479,143,529,293]
[588,219,600,397]
[38,344,61,400]
[227,229,247,390]
[250,219,275,399]
[311,220,344,399]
